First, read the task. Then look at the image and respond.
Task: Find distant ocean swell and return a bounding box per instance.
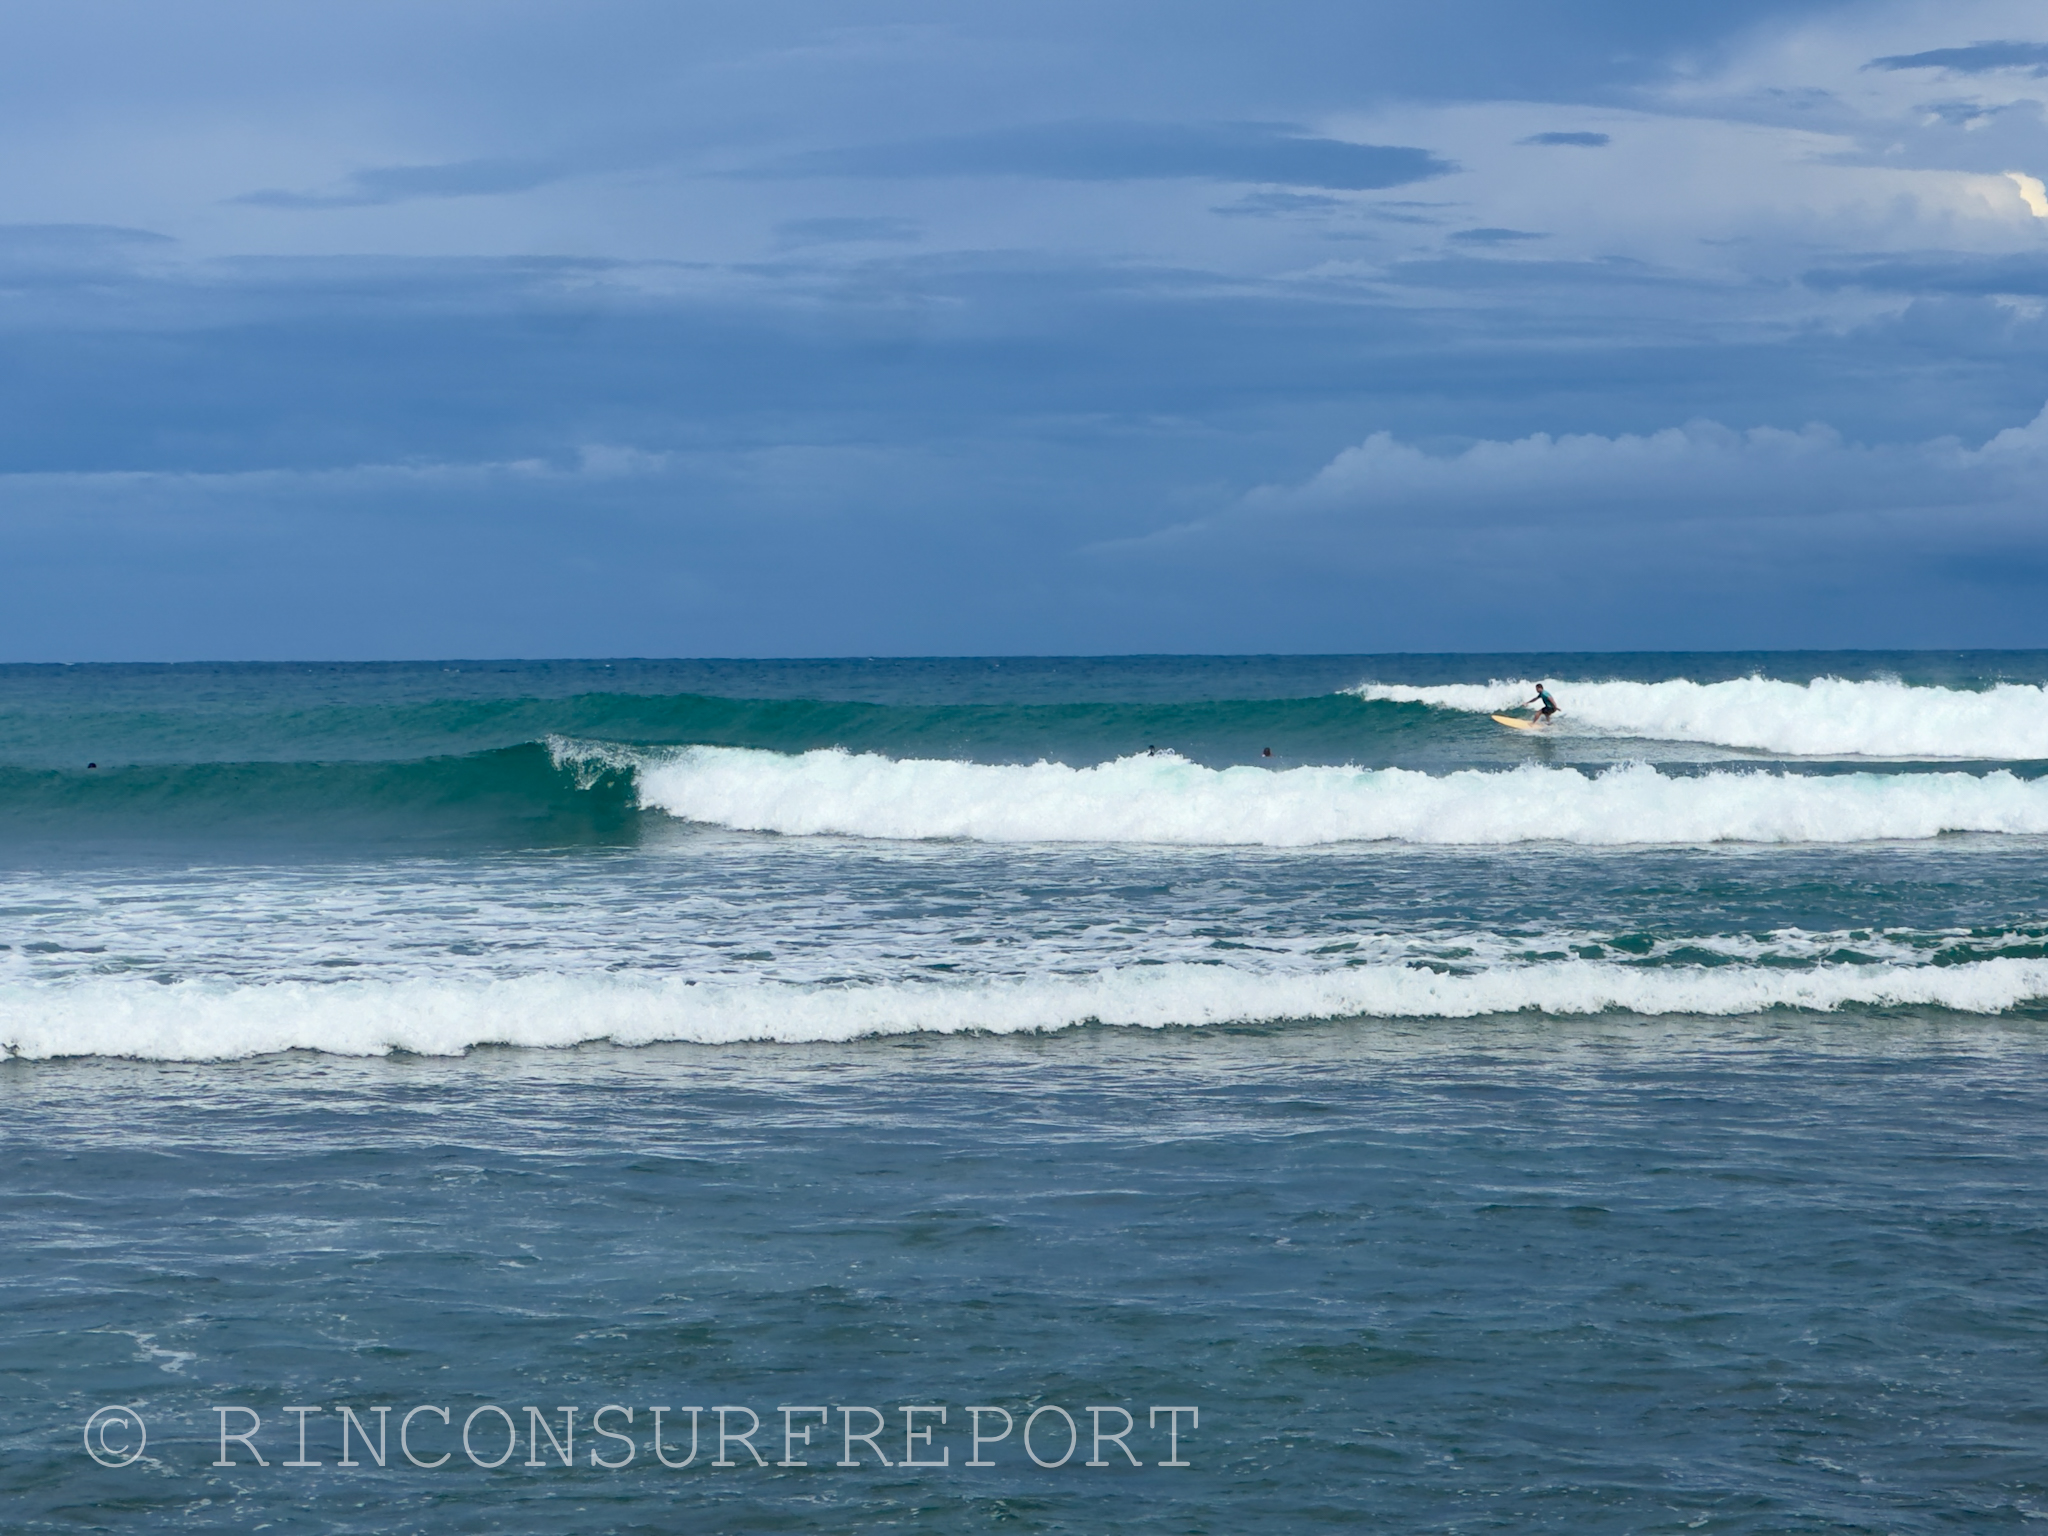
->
[602,742,2048,847]
[1348,676,2048,759]
[8,957,2048,1060]
[0,690,1425,768]
[22,675,2048,776]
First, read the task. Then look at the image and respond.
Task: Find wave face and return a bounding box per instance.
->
[8,956,2048,1061]
[7,657,2048,853]
[0,745,641,849]
[1349,676,2048,759]
[617,743,2048,846]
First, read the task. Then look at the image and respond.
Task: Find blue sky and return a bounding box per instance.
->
[3,0,2048,658]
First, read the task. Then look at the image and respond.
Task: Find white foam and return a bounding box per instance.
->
[6,958,2046,1061]
[1349,676,2048,759]
[609,743,2048,847]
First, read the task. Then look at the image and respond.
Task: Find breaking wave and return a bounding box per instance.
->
[1348,676,2048,759]
[600,741,2048,847]
[8,957,2048,1060]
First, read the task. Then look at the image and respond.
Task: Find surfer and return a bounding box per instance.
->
[1524,683,1559,724]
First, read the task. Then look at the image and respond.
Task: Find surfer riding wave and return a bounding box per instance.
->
[1486,683,1560,731]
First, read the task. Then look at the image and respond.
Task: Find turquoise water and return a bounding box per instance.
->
[5,654,2048,1531]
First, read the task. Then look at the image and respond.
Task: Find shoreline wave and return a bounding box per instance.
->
[7,957,2048,1061]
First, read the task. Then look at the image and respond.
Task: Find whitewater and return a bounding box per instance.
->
[8,954,2048,1061]
[1348,675,2048,759]
[606,741,2048,847]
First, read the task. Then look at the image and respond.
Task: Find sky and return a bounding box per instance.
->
[3,0,2048,659]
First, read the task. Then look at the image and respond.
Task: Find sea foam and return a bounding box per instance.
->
[600,742,2048,847]
[1348,676,2048,759]
[7,957,2047,1061]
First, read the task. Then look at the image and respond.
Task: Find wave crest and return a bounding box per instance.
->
[596,743,2048,847]
[8,958,2047,1060]
[1348,676,2048,759]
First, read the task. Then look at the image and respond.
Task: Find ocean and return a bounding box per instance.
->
[6,652,2048,1532]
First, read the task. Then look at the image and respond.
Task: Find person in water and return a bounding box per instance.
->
[1524,683,1559,723]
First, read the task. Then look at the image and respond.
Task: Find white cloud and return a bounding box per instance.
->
[1247,402,2048,524]
[2006,170,2048,216]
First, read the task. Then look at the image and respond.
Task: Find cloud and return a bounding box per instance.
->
[2007,170,2048,216]
[0,223,176,287]
[0,223,171,265]
[774,216,922,247]
[1868,40,2048,75]
[1065,400,2048,649]
[1247,413,2048,519]
[1805,253,2048,293]
[755,120,1456,189]
[3,239,2046,655]
[233,158,564,210]
[0,222,171,250]
[1211,191,1344,218]
[1381,253,1670,291]
[15,3,2048,654]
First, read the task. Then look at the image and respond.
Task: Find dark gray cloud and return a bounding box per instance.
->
[1921,100,2001,125]
[234,158,563,210]
[1449,227,1547,244]
[3,244,2047,657]
[1867,40,2048,74]
[756,120,1455,189]
[1520,131,1609,146]
[10,246,2037,473]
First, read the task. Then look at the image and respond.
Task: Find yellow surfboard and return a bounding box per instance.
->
[1491,713,1543,730]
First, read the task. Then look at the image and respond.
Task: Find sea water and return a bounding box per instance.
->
[4,653,2047,1532]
